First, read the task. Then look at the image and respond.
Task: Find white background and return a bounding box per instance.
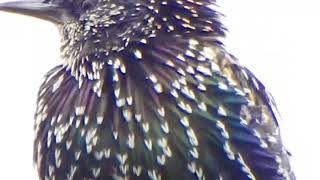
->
[0,0,319,179]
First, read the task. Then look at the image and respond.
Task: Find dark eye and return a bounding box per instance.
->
[82,0,97,11]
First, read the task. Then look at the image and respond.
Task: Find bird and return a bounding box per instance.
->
[0,0,295,179]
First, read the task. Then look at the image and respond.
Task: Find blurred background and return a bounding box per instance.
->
[0,0,319,179]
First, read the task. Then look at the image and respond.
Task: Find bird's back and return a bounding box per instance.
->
[34,34,294,180]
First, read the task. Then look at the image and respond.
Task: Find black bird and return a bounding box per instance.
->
[0,0,295,179]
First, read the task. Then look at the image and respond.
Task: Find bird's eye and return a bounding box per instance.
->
[82,0,97,11]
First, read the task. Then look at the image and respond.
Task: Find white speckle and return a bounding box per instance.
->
[179,77,187,85]
[168,25,175,31]
[187,128,199,146]
[123,109,132,122]
[252,78,260,90]
[243,88,251,95]
[223,143,235,160]
[218,106,227,116]
[195,74,205,82]
[52,75,64,92]
[241,69,249,80]
[197,83,207,91]
[268,136,278,144]
[275,155,282,164]
[67,165,77,179]
[178,101,193,114]
[172,80,181,89]
[75,118,81,128]
[211,62,220,71]
[186,66,195,74]
[177,54,186,62]
[177,68,186,76]
[187,162,196,173]
[181,86,196,99]
[216,120,230,139]
[126,96,133,105]
[186,49,195,57]
[120,64,126,74]
[113,58,121,69]
[157,155,166,165]
[114,88,120,98]
[237,154,257,180]
[133,166,142,176]
[135,114,142,122]
[190,148,199,159]
[197,65,212,76]
[235,88,246,96]
[127,134,135,149]
[180,117,189,127]
[113,131,118,140]
[66,140,72,150]
[157,107,165,117]
[120,164,129,175]
[148,169,159,180]
[196,167,204,179]
[240,118,248,126]
[49,165,54,177]
[116,98,126,107]
[157,138,168,148]
[55,149,61,167]
[112,72,119,82]
[84,116,89,125]
[94,151,103,160]
[218,82,228,90]
[140,39,147,44]
[142,123,150,133]
[149,74,158,83]
[197,55,206,61]
[198,102,207,111]
[253,130,262,139]
[170,89,179,98]
[75,106,85,116]
[154,83,163,93]
[144,139,153,151]
[166,60,175,67]
[107,59,113,65]
[92,167,101,178]
[86,144,92,153]
[116,153,128,165]
[75,151,81,160]
[260,140,268,148]
[189,38,199,46]
[68,116,75,125]
[134,49,143,59]
[161,122,169,134]
[163,146,172,157]
[47,130,52,148]
[97,116,104,124]
[201,46,215,60]
[104,149,111,158]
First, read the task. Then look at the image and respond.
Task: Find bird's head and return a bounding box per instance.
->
[0,0,155,54]
[0,0,224,81]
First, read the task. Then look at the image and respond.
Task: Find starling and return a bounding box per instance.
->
[0,0,295,179]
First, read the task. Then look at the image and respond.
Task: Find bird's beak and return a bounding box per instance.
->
[0,0,66,24]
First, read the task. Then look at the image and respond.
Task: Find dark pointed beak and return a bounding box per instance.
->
[0,0,66,24]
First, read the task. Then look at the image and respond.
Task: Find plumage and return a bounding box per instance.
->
[0,0,294,179]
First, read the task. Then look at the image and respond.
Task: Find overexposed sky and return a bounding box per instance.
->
[0,0,319,179]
